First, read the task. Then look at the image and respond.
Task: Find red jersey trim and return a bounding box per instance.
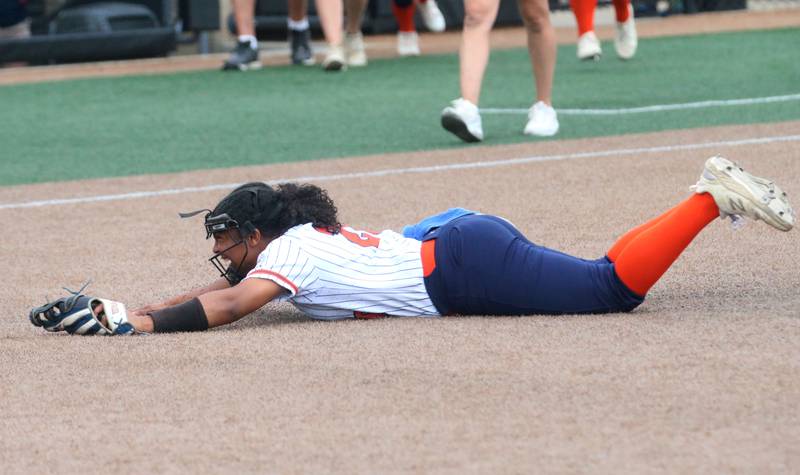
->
[354,311,387,319]
[247,269,299,294]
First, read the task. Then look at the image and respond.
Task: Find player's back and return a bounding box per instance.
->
[252,224,440,319]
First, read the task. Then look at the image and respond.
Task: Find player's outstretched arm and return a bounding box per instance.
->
[130,278,284,333]
[199,278,284,328]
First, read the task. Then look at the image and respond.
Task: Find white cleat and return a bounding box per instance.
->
[322,45,346,71]
[397,31,421,56]
[344,32,368,67]
[524,101,559,137]
[441,98,483,143]
[419,0,446,32]
[614,5,638,60]
[691,155,795,232]
[577,31,602,61]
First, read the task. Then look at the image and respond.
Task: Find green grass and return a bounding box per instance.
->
[0,27,798,186]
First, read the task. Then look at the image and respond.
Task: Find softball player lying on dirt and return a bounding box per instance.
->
[29,156,794,335]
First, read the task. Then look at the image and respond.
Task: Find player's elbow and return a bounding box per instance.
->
[200,292,247,328]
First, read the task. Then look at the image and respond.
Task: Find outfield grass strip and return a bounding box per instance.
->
[481,93,800,116]
[3,133,800,211]
[1,28,798,186]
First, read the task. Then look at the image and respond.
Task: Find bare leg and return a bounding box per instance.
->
[232,0,256,36]
[223,0,261,70]
[288,0,314,66]
[344,0,368,34]
[459,0,500,104]
[518,0,556,104]
[288,0,308,21]
[316,0,344,46]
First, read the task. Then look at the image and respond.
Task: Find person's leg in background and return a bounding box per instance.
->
[391,0,447,56]
[570,0,601,60]
[439,0,500,143]
[343,0,369,66]
[518,0,559,137]
[223,0,262,71]
[417,0,446,32]
[316,0,346,70]
[612,0,637,60]
[392,0,420,56]
[571,0,636,60]
[288,0,315,65]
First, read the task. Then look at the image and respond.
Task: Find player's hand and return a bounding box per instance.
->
[93,303,142,331]
[126,311,155,333]
[29,287,136,336]
[131,303,167,315]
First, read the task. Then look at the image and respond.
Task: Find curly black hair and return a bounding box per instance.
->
[211,182,340,240]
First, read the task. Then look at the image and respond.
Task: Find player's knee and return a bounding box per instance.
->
[518,4,550,32]
[463,4,495,27]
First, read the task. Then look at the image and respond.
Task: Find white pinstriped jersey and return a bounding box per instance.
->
[243,223,440,320]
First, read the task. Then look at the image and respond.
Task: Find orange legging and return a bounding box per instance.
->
[609,193,720,296]
[392,0,419,32]
[570,0,631,36]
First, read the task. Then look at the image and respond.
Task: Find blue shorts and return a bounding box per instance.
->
[422,215,643,316]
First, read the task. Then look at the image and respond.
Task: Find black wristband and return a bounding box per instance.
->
[150,298,209,333]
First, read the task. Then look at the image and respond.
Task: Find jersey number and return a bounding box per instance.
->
[339,228,381,248]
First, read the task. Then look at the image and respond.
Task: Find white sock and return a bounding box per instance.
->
[238,35,257,49]
[287,18,309,31]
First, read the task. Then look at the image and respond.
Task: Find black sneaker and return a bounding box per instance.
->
[222,41,261,71]
[289,28,314,66]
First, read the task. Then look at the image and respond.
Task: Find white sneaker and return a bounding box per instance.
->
[344,32,367,67]
[419,0,446,33]
[614,5,638,60]
[524,101,559,137]
[397,31,420,56]
[322,45,346,71]
[691,155,795,232]
[577,31,602,61]
[440,98,483,142]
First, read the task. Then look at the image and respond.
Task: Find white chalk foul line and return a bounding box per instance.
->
[481,93,800,116]
[2,133,800,211]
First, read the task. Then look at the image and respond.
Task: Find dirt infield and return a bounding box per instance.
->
[2,8,800,473]
[2,121,799,473]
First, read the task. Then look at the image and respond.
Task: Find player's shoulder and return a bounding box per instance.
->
[271,223,338,249]
[287,223,340,242]
[278,223,409,249]
[258,224,315,261]
[283,223,315,238]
